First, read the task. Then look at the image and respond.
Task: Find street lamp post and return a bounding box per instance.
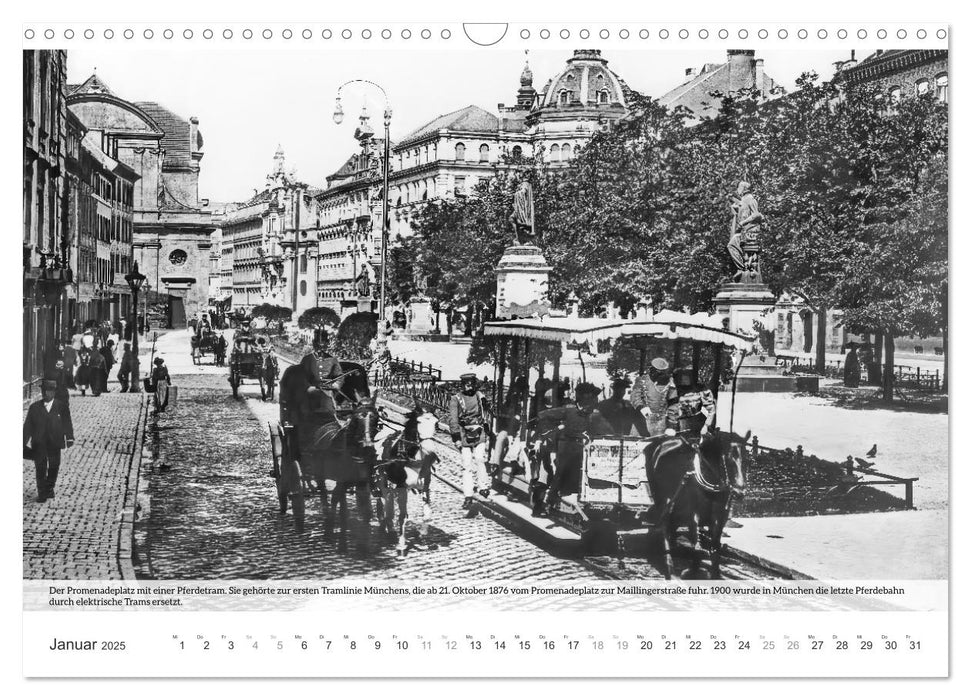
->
[125,262,147,392]
[334,79,391,358]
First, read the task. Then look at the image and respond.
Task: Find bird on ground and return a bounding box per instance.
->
[866,444,878,458]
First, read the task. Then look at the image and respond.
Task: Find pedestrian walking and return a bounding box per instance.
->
[117,342,134,393]
[75,346,92,397]
[23,378,74,502]
[260,346,280,401]
[88,343,106,397]
[213,333,227,366]
[100,340,116,393]
[843,343,861,388]
[151,357,171,413]
[59,341,77,389]
[448,373,492,509]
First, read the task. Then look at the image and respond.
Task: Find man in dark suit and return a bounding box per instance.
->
[23,378,75,502]
[300,329,344,422]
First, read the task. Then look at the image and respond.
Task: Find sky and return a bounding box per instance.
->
[66,47,853,204]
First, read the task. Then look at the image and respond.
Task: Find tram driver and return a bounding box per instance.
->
[664,369,717,440]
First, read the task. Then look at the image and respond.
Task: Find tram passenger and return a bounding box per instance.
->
[448,373,493,509]
[539,382,613,510]
[596,376,649,437]
[664,370,716,439]
[631,357,679,436]
[486,376,527,475]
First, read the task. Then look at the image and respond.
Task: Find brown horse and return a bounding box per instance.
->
[645,430,748,579]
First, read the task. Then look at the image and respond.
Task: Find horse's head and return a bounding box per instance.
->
[724,430,750,493]
[348,392,379,447]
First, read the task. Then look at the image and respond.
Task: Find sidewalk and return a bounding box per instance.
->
[727,510,948,580]
[22,387,147,579]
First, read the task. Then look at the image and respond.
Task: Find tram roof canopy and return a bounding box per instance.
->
[482,310,756,351]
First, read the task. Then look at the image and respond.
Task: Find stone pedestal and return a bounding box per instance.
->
[714,282,818,393]
[407,297,435,332]
[713,282,777,339]
[495,245,552,319]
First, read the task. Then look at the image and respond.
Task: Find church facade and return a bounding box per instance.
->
[67,74,214,328]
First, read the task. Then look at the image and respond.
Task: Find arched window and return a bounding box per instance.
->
[299,253,307,273]
[479,144,490,162]
[550,144,560,161]
[454,143,466,161]
[936,73,948,102]
[559,90,570,105]
[511,145,523,160]
[915,78,930,96]
[598,90,610,104]
[566,73,576,83]
[562,143,572,159]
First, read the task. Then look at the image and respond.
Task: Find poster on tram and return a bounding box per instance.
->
[16,0,954,686]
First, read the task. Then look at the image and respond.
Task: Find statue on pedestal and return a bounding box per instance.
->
[509,181,536,246]
[727,180,764,283]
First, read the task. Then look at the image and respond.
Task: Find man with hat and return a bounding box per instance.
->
[537,382,613,510]
[665,369,716,438]
[23,378,75,502]
[299,328,345,422]
[631,357,679,436]
[448,373,492,509]
[597,375,649,437]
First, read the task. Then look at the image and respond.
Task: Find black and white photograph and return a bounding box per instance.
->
[18,18,952,678]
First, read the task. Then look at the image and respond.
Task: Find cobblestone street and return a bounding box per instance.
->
[23,388,146,579]
[135,338,617,580]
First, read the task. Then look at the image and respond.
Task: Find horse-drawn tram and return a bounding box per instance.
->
[480,311,755,578]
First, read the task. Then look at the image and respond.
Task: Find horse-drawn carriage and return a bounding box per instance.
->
[190,328,219,364]
[267,355,434,553]
[228,332,268,397]
[481,310,755,578]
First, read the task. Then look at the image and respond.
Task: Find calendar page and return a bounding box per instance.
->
[17,1,952,681]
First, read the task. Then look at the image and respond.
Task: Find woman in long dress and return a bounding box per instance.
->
[75,346,92,397]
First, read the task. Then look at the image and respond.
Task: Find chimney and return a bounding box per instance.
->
[755,58,764,91]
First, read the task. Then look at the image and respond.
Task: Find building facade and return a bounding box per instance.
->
[310,49,636,313]
[223,148,319,315]
[835,49,948,103]
[67,74,214,328]
[63,110,139,333]
[23,49,70,388]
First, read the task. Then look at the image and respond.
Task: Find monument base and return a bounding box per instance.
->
[715,282,819,393]
[495,245,552,320]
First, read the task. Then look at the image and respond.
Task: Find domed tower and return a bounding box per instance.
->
[526,50,636,162]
